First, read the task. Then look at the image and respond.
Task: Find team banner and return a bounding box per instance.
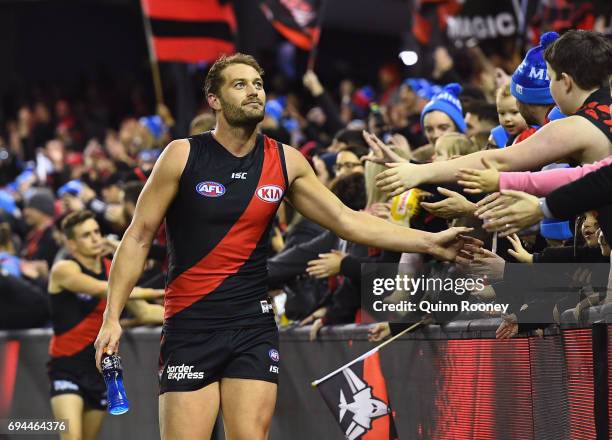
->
[259,0,323,51]
[446,0,527,44]
[141,0,236,63]
[316,351,399,440]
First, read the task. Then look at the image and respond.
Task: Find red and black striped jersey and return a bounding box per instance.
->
[574,87,612,143]
[48,257,110,374]
[164,132,288,330]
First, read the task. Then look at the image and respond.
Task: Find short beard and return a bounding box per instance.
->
[220,98,265,128]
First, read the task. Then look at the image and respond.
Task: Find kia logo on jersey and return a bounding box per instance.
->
[196,181,226,198]
[256,185,283,203]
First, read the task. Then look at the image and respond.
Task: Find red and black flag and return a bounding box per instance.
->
[315,352,399,440]
[259,0,323,51]
[140,0,236,63]
[412,0,460,48]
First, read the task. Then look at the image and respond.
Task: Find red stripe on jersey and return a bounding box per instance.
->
[103,257,112,277]
[49,299,107,358]
[164,137,286,320]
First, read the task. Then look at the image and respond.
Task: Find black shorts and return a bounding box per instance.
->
[48,369,107,411]
[158,325,280,394]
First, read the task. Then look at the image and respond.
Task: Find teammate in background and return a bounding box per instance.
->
[94,53,479,440]
[48,210,163,440]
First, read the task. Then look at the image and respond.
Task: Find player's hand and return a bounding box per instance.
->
[368,322,391,342]
[306,250,347,279]
[506,234,533,263]
[94,318,123,371]
[362,130,406,165]
[475,190,544,237]
[457,158,501,194]
[421,187,477,219]
[429,227,482,263]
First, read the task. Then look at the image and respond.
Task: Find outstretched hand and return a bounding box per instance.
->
[457,157,501,194]
[506,234,533,263]
[475,190,544,237]
[375,162,424,196]
[361,130,407,165]
[429,227,483,263]
[421,187,477,219]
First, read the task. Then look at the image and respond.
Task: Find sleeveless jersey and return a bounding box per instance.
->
[164,132,288,331]
[574,86,612,143]
[48,258,110,373]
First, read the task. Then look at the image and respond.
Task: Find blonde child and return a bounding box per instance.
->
[490,85,529,148]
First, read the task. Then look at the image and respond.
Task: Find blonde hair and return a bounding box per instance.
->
[496,84,512,103]
[435,133,479,157]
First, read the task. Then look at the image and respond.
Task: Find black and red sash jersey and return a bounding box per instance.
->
[48,257,110,374]
[163,132,288,330]
[574,87,612,143]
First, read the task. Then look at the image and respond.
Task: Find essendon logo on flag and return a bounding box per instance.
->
[259,0,322,50]
[316,352,399,440]
[141,0,236,63]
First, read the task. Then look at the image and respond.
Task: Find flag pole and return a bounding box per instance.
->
[311,316,433,387]
[139,0,164,105]
[306,0,328,71]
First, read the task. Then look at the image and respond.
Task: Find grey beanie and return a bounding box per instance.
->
[26,189,56,217]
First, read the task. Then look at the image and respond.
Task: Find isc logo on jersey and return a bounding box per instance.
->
[256,185,283,203]
[196,181,226,198]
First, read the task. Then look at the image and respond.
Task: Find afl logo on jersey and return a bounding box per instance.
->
[196,181,226,198]
[256,185,283,203]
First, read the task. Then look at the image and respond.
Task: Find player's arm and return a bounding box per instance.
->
[124,299,164,325]
[50,260,108,296]
[50,260,165,300]
[377,117,598,192]
[103,140,187,320]
[283,145,468,260]
[95,139,188,368]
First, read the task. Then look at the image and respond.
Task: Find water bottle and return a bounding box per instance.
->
[101,352,130,415]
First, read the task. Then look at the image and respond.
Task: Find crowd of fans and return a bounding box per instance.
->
[1,27,611,344]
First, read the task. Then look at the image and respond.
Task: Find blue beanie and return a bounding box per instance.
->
[57,180,83,198]
[139,115,167,140]
[511,32,559,105]
[540,218,573,241]
[265,99,284,121]
[421,83,466,133]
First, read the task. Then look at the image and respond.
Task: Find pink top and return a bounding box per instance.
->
[499,156,612,196]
